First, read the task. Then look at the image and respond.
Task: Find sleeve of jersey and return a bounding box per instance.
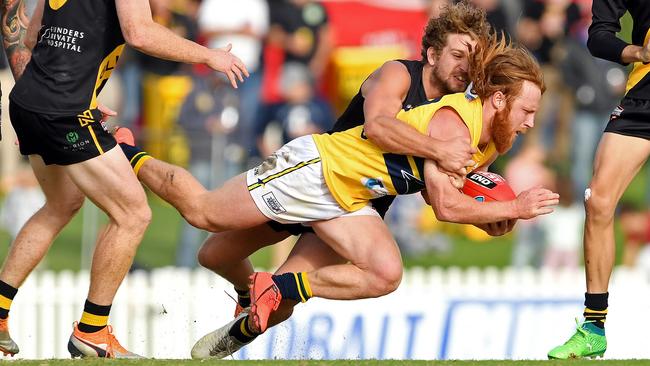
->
[587,0,630,65]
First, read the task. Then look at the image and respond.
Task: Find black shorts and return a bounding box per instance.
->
[266,195,396,235]
[9,100,117,165]
[604,97,650,139]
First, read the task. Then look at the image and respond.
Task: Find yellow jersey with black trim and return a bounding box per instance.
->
[312,93,497,212]
[10,0,125,115]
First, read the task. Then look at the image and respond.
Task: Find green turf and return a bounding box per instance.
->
[4,359,650,366]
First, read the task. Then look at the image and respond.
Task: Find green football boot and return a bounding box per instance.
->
[548,319,606,359]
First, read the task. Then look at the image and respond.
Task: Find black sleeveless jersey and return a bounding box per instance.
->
[10,0,125,115]
[331,60,426,133]
[330,59,427,217]
[588,0,650,99]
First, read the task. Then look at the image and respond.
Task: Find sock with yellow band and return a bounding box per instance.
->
[584,292,608,331]
[235,287,251,309]
[271,272,312,303]
[228,315,259,343]
[0,280,18,319]
[119,143,152,176]
[78,300,111,333]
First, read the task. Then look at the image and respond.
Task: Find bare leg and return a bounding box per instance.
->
[0,156,85,287]
[197,225,290,290]
[268,232,347,327]
[584,133,650,293]
[63,146,151,305]
[307,215,403,299]
[136,159,267,232]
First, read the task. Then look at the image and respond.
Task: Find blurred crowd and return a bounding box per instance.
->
[1,0,649,271]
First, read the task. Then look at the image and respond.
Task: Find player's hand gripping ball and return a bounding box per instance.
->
[462,171,515,202]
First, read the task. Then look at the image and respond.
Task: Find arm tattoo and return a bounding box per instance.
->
[2,0,31,80]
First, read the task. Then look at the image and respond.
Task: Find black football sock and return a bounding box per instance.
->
[584,292,608,330]
[0,280,18,319]
[271,272,312,303]
[78,300,111,333]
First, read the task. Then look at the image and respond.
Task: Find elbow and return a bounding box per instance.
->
[432,201,458,223]
[123,27,148,50]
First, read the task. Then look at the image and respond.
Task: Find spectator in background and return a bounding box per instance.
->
[540,176,583,269]
[268,0,333,80]
[257,0,333,154]
[255,63,334,158]
[470,0,510,35]
[516,0,581,163]
[619,203,650,268]
[198,0,269,164]
[174,72,240,268]
[0,161,45,243]
[505,142,555,268]
[555,2,627,201]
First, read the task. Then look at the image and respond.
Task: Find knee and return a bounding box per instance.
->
[115,199,152,234]
[197,240,223,270]
[584,187,616,223]
[45,193,85,220]
[368,260,403,297]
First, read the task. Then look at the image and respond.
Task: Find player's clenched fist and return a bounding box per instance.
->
[514,187,560,220]
[436,136,477,183]
[208,44,250,89]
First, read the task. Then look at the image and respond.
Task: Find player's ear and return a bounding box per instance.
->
[491,91,505,111]
[426,47,437,66]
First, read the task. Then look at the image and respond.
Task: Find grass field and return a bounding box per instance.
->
[4,360,650,366]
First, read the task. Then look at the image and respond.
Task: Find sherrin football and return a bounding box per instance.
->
[462,171,516,202]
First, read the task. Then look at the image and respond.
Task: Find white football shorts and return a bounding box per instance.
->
[246,135,379,224]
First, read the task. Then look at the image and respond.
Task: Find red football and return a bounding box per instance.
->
[462,171,516,202]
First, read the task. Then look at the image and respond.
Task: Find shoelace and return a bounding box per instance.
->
[563,318,592,347]
[210,334,235,357]
[105,326,129,355]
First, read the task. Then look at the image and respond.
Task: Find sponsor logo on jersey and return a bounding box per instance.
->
[362,177,389,198]
[39,26,84,53]
[262,192,287,214]
[467,172,496,189]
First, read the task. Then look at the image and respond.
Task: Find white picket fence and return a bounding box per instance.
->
[6,266,650,360]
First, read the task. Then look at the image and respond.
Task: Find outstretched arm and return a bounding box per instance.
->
[423,159,558,224]
[1,0,42,80]
[116,0,248,88]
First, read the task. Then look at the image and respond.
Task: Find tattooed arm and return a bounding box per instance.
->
[1,0,43,80]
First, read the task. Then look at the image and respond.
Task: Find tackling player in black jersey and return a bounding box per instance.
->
[0,0,247,359]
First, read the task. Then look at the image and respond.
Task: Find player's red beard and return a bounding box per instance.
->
[491,106,516,154]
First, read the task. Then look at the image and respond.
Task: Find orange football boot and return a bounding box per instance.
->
[249,272,282,333]
[68,322,142,359]
[0,317,18,356]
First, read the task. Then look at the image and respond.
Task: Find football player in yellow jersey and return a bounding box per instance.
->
[115,35,559,357]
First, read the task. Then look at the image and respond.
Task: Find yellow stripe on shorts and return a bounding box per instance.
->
[248,157,321,191]
[87,125,104,154]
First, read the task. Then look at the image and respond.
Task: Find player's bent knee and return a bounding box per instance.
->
[45,194,85,220]
[197,241,224,270]
[369,263,403,297]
